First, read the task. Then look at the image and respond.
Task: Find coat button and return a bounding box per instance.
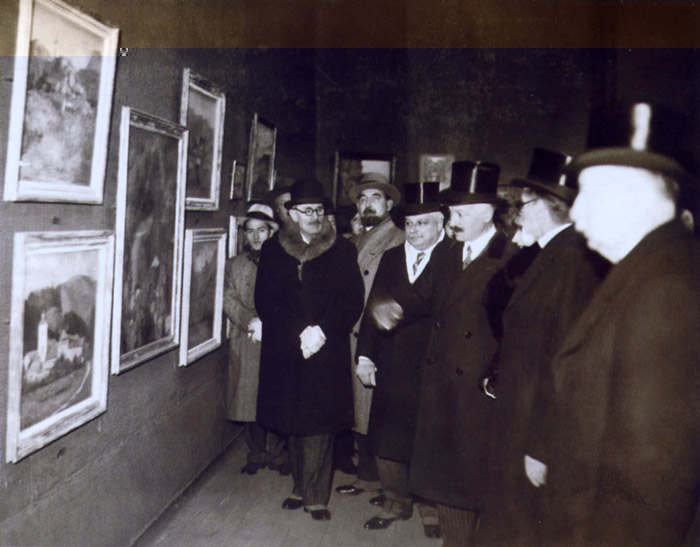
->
[464,331,472,339]
[353,331,358,338]
[456,368,463,375]
[364,270,370,275]
[434,321,442,329]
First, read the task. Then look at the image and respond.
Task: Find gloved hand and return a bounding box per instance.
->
[247,317,263,343]
[480,375,497,399]
[371,299,404,331]
[524,455,547,487]
[355,356,377,387]
[299,325,326,359]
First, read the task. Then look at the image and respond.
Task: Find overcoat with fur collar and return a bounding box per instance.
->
[255,220,364,436]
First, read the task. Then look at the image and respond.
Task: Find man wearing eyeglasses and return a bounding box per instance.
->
[254,178,364,522]
[334,172,405,499]
[480,148,608,546]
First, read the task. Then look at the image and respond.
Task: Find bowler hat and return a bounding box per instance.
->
[347,172,402,204]
[441,161,506,205]
[400,182,443,215]
[512,148,577,204]
[284,179,328,209]
[240,203,279,232]
[568,102,694,183]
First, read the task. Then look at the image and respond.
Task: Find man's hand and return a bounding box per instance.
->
[524,455,547,487]
[371,299,404,331]
[299,325,326,359]
[247,317,263,343]
[356,356,377,387]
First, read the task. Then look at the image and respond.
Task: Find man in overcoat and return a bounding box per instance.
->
[355,182,449,537]
[480,148,609,545]
[255,179,364,521]
[335,172,405,494]
[541,103,700,546]
[409,161,518,547]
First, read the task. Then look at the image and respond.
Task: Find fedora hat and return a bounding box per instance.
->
[441,161,505,205]
[399,182,443,216]
[284,178,328,209]
[568,102,694,183]
[240,203,279,232]
[512,148,577,203]
[347,172,402,204]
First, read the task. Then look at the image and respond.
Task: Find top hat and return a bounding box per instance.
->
[399,182,443,215]
[441,161,505,205]
[512,148,577,203]
[240,203,279,232]
[567,102,694,183]
[284,178,328,209]
[347,172,402,204]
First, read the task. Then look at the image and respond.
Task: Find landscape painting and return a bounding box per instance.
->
[4,0,119,203]
[180,229,226,366]
[246,114,277,201]
[333,151,396,207]
[180,69,225,211]
[112,107,188,374]
[7,230,114,463]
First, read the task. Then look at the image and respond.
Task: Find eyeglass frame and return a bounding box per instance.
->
[293,205,326,217]
[514,197,539,211]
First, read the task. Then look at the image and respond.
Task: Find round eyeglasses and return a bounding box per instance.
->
[294,206,326,217]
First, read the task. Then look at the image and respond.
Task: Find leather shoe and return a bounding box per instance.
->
[364,511,412,530]
[423,524,441,539]
[369,495,385,507]
[281,497,303,510]
[304,508,331,521]
[335,484,365,495]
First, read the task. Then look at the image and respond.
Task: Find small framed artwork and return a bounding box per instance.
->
[6,230,114,462]
[419,154,455,191]
[179,229,226,366]
[228,215,238,259]
[112,107,188,374]
[229,160,246,201]
[333,151,397,207]
[180,68,225,211]
[246,113,277,202]
[4,0,119,204]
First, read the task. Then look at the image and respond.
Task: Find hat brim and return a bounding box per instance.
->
[240,213,279,231]
[348,182,401,204]
[284,196,328,210]
[511,178,577,204]
[440,189,507,207]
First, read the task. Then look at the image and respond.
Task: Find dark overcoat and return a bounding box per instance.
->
[359,238,453,462]
[409,231,518,510]
[255,221,364,437]
[480,226,608,545]
[543,220,700,546]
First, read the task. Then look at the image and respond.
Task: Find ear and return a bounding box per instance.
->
[386,199,394,212]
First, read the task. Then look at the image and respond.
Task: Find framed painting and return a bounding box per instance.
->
[333,151,397,207]
[6,230,114,462]
[228,215,238,258]
[179,229,226,366]
[112,107,188,374]
[4,0,119,204]
[180,68,225,211]
[229,160,245,201]
[246,113,277,202]
[419,154,455,191]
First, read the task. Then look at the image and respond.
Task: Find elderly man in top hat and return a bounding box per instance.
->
[409,161,519,547]
[479,148,609,546]
[335,172,405,495]
[254,179,364,521]
[541,103,700,546]
[354,181,449,538]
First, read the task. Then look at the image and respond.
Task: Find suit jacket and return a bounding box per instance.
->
[350,216,405,434]
[480,226,608,545]
[409,230,518,510]
[543,220,700,546]
[358,238,452,462]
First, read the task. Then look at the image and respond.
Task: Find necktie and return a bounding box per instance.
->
[413,251,426,276]
[462,245,472,270]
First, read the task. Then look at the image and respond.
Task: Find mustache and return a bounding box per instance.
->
[451,225,464,233]
[362,207,377,216]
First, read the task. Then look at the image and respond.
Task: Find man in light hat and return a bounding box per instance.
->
[223,203,285,475]
[355,182,448,538]
[255,179,364,521]
[479,149,608,546]
[409,161,518,547]
[335,172,405,495]
[542,103,700,546]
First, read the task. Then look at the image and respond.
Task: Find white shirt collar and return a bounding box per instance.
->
[405,230,445,283]
[538,222,571,249]
[463,224,497,262]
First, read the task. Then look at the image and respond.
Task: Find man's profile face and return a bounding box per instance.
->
[448,203,494,242]
[405,212,443,251]
[275,192,292,223]
[357,188,392,228]
[515,188,547,242]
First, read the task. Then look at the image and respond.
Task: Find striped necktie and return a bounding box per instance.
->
[462,245,472,270]
[413,251,426,276]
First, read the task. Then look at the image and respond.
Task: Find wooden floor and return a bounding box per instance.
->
[134,436,442,547]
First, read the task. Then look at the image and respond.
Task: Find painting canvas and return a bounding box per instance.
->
[112,107,188,374]
[180,68,225,211]
[420,154,455,191]
[333,151,397,207]
[7,230,114,462]
[180,229,226,366]
[246,113,277,201]
[229,160,245,201]
[4,0,119,203]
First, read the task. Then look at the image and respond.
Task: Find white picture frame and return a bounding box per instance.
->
[246,113,277,202]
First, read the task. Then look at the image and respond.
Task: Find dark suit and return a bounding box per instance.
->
[543,220,700,546]
[480,226,608,546]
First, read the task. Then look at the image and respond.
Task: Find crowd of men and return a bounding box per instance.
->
[223,102,700,546]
